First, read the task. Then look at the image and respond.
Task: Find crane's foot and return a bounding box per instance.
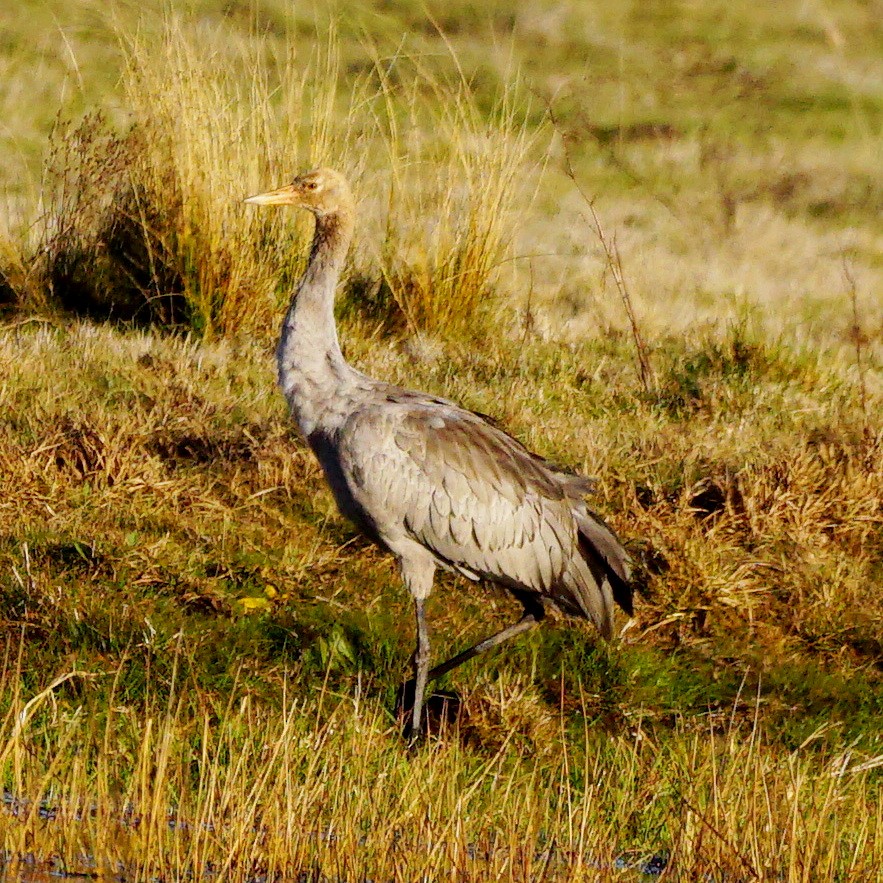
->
[395,679,461,741]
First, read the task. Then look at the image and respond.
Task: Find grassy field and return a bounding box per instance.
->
[1,0,881,879]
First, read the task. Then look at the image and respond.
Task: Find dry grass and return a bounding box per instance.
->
[0,318,880,878]
[16,21,355,335]
[370,50,538,337]
[0,652,880,881]
[2,18,534,343]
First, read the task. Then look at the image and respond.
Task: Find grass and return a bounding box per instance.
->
[0,319,879,878]
[0,650,880,881]
[3,17,535,340]
[0,0,882,879]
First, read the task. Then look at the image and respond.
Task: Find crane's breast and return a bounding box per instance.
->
[306,427,385,545]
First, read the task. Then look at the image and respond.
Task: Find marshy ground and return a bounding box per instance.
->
[0,0,881,879]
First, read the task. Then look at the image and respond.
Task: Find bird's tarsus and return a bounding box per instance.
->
[410,596,431,739]
[427,607,545,683]
[397,604,545,740]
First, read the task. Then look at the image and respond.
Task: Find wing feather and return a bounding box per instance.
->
[338,396,631,630]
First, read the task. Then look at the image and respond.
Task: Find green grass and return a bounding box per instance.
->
[0,0,881,878]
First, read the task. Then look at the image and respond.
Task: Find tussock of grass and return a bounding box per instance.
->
[28,23,344,335]
[4,19,534,341]
[370,56,537,337]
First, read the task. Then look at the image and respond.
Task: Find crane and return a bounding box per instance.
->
[245,168,633,737]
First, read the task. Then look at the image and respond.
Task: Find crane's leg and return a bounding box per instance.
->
[411,596,431,738]
[428,600,545,683]
[398,551,436,739]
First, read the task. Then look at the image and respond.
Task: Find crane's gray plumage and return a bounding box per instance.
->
[245,168,633,737]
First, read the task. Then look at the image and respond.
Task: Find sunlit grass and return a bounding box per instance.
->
[1,651,880,881]
[0,302,880,881]
[2,16,536,342]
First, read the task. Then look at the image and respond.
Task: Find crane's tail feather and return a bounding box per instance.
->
[575,509,634,618]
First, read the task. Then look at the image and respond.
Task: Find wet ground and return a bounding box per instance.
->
[2,790,729,881]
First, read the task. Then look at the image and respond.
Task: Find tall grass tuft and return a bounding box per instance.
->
[0,209,47,315]
[30,21,356,337]
[370,50,538,338]
[16,18,536,341]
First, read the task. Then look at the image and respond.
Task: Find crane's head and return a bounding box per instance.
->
[244,167,353,217]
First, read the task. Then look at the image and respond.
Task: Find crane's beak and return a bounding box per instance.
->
[244,183,299,206]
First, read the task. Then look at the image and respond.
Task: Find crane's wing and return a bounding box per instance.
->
[374,387,598,500]
[338,395,632,636]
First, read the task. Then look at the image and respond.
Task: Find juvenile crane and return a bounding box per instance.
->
[245,168,633,736]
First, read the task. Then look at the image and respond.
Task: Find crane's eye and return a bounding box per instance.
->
[304,181,319,191]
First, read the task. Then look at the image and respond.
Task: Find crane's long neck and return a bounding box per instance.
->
[277,207,356,436]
